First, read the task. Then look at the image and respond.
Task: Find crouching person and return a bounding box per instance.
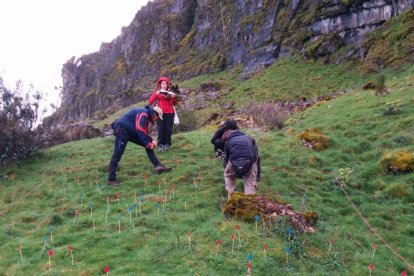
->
[107,105,172,186]
[222,129,261,197]
[211,119,239,158]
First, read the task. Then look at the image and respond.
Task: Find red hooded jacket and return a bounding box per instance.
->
[148,76,177,114]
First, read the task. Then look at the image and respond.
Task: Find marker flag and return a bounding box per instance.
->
[49,226,54,243]
[236,225,241,247]
[48,249,53,267]
[285,246,291,265]
[247,252,253,262]
[231,234,235,254]
[255,215,259,232]
[17,244,23,263]
[77,176,80,189]
[371,243,377,259]
[104,264,109,274]
[75,209,80,216]
[263,243,267,259]
[401,271,407,276]
[68,245,74,265]
[133,203,138,218]
[328,239,334,254]
[216,239,222,256]
[89,202,94,218]
[188,232,191,248]
[128,206,132,223]
[369,264,373,276]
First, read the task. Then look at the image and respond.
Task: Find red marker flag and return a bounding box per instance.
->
[216,239,222,256]
[369,264,373,276]
[401,271,407,276]
[231,234,235,254]
[48,249,53,268]
[263,243,267,259]
[328,239,334,254]
[188,232,191,248]
[104,264,109,274]
[68,245,74,265]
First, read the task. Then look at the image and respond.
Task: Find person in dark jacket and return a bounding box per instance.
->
[107,105,172,186]
[222,129,261,196]
[210,119,239,158]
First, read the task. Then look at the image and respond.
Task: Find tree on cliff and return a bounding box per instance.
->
[0,76,44,169]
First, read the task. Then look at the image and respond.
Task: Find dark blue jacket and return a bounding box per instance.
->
[223,130,261,179]
[114,105,155,148]
[223,130,259,164]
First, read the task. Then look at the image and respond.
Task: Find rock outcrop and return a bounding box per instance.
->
[55,0,413,123]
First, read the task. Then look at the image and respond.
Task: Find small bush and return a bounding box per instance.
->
[383,100,404,115]
[332,167,353,188]
[240,102,288,129]
[376,74,386,94]
[173,109,198,133]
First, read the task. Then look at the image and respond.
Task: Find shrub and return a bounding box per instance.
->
[240,102,288,129]
[332,167,353,188]
[172,109,198,133]
[383,100,404,115]
[376,74,386,94]
[0,77,43,167]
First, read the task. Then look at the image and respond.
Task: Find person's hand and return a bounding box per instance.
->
[149,141,157,149]
[170,92,176,98]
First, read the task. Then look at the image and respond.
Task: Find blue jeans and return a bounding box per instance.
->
[108,126,160,181]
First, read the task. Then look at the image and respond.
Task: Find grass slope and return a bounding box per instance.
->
[1,64,414,275]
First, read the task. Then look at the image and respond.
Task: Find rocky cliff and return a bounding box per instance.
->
[57,0,413,122]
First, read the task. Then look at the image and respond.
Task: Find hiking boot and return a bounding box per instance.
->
[158,144,166,152]
[107,179,122,186]
[154,164,172,174]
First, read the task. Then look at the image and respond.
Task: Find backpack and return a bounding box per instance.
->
[231,158,253,178]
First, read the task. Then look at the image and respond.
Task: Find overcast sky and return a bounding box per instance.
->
[0,0,150,112]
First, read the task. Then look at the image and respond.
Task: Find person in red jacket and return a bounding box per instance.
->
[149,76,178,151]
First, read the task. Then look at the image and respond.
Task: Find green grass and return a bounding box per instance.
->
[1,61,414,275]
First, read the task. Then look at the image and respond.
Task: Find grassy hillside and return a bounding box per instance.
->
[1,62,413,275]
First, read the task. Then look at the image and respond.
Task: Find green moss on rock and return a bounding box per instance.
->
[380,150,414,173]
[223,192,318,233]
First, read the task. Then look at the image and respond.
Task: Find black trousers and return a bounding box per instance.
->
[108,127,160,181]
[157,113,174,146]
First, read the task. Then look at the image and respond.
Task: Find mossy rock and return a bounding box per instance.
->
[298,128,329,151]
[380,150,414,173]
[223,192,318,233]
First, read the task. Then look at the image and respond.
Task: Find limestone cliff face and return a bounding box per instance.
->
[57,0,413,122]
